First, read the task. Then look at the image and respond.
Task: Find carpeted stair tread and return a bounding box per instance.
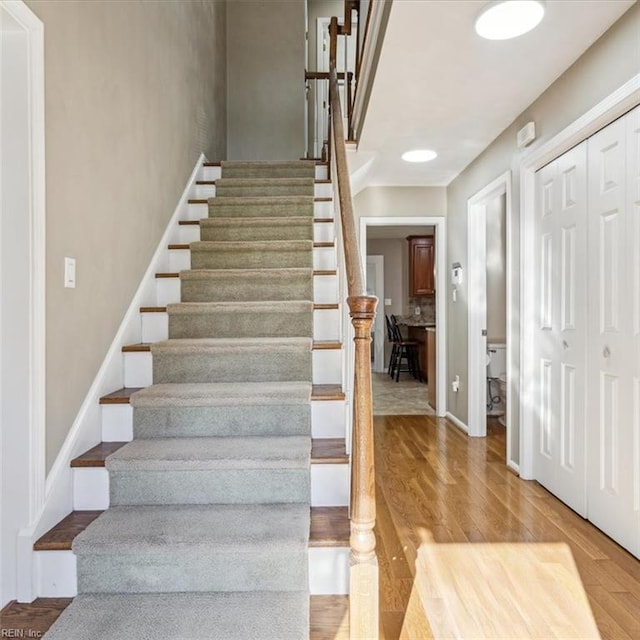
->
[208,196,314,218]
[199,216,313,242]
[221,160,316,179]
[167,300,313,339]
[190,240,313,270]
[131,381,312,407]
[73,503,310,554]
[105,436,311,471]
[43,592,309,640]
[215,177,315,197]
[179,268,314,303]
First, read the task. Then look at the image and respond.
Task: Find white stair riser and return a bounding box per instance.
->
[201,166,222,181]
[311,465,350,507]
[169,245,337,273]
[35,546,348,597]
[195,184,215,199]
[123,349,342,388]
[102,400,347,443]
[315,182,332,198]
[156,273,338,306]
[199,165,327,181]
[140,309,340,343]
[314,222,334,243]
[72,466,348,510]
[178,225,200,244]
[308,548,349,595]
[36,551,77,597]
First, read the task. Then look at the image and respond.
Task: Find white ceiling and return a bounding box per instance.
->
[357,0,635,186]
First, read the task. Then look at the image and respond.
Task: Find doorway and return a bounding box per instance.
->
[360,216,447,417]
[0,0,45,606]
[467,172,515,466]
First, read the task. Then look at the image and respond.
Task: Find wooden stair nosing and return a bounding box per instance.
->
[155,270,337,279]
[122,341,341,353]
[71,438,347,471]
[178,218,333,225]
[100,384,345,405]
[187,197,331,205]
[195,179,331,185]
[34,505,349,552]
[167,242,334,250]
[139,303,339,314]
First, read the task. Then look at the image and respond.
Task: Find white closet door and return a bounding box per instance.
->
[586,106,639,557]
[533,143,588,516]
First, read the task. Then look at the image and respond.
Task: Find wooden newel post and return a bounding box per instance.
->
[348,294,379,640]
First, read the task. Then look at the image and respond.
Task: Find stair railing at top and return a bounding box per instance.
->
[328,14,379,640]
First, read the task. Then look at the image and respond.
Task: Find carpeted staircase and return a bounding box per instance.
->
[45,161,318,639]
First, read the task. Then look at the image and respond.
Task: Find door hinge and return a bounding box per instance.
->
[482,329,487,336]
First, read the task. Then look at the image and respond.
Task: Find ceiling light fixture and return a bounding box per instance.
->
[402,149,437,163]
[475,1,545,40]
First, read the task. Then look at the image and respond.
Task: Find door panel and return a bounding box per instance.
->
[586,107,639,556]
[534,143,588,516]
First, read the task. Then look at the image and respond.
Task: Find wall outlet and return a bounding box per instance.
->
[384,298,392,307]
[451,375,460,393]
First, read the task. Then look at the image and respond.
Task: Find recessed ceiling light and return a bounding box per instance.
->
[475,1,545,41]
[402,149,437,163]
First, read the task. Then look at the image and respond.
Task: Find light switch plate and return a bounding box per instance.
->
[384,298,392,306]
[64,257,76,288]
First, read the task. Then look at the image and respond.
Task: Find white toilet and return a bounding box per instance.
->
[486,342,506,421]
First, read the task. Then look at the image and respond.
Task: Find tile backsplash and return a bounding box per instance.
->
[407,296,436,323]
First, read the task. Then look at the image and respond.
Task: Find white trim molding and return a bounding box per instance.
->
[519,74,640,480]
[445,411,469,434]
[359,216,447,417]
[466,171,514,470]
[1,0,45,604]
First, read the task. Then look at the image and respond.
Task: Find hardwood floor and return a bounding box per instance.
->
[5,414,638,638]
[374,414,640,640]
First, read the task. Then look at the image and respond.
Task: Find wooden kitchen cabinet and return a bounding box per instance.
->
[407,235,435,296]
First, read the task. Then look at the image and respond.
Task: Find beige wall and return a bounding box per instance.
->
[227,0,305,160]
[354,186,447,224]
[446,2,640,461]
[25,0,227,471]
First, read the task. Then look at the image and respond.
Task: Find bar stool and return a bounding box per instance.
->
[389,315,423,382]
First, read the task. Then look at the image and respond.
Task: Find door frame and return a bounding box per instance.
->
[519,74,640,480]
[365,255,385,372]
[359,216,447,417]
[467,172,513,465]
[0,0,46,604]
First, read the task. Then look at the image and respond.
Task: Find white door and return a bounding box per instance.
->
[533,143,588,516]
[586,106,640,556]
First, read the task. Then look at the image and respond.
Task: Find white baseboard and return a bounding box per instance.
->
[21,153,206,601]
[445,411,469,434]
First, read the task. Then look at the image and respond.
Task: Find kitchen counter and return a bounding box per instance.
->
[397,317,436,328]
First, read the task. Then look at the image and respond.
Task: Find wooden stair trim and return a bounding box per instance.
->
[33,511,103,551]
[99,387,142,404]
[70,442,127,468]
[309,507,349,547]
[139,304,338,314]
[314,242,335,248]
[123,342,341,352]
[155,272,180,279]
[179,220,200,226]
[156,271,335,279]
[168,244,190,250]
[100,385,344,405]
[195,180,216,185]
[34,505,348,551]
[311,384,345,401]
[313,341,342,350]
[188,199,207,205]
[311,438,348,464]
[202,161,221,167]
[314,197,332,202]
[139,306,166,313]
[314,218,334,223]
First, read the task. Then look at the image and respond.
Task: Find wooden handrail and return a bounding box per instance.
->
[328,14,379,640]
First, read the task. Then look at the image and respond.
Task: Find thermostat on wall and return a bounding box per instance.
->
[517,121,536,149]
